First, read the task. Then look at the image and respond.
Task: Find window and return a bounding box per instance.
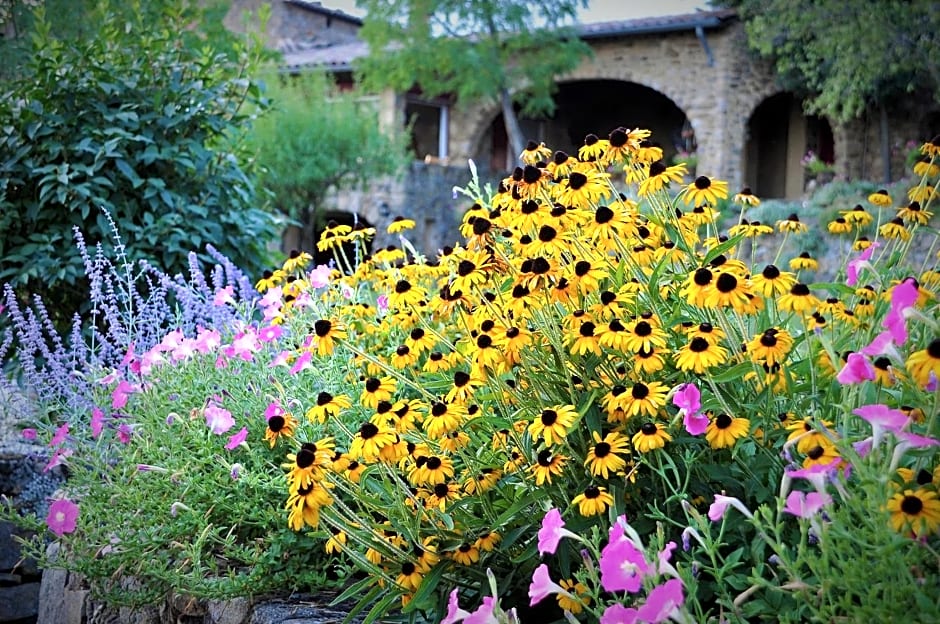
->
[405,98,449,161]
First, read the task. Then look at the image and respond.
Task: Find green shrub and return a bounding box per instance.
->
[0,1,280,327]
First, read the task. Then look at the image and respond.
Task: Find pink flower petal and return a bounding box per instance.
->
[225,427,248,450]
[836,353,875,385]
[46,498,79,536]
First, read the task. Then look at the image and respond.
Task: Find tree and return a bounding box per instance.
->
[248,72,411,254]
[722,0,940,180]
[354,0,591,166]
[0,0,279,326]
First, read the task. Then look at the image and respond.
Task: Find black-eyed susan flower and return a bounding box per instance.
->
[732,187,760,206]
[705,413,750,449]
[638,160,687,196]
[619,381,668,419]
[583,202,636,246]
[827,217,853,234]
[521,140,552,166]
[897,201,933,225]
[879,217,911,240]
[751,264,797,297]
[852,237,874,252]
[623,315,668,353]
[632,421,672,452]
[282,249,313,273]
[572,484,614,516]
[284,438,335,493]
[389,278,427,309]
[634,345,667,375]
[450,542,480,566]
[776,213,808,233]
[887,488,940,537]
[349,422,397,463]
[785,418,835,454]
[423,350,455,374]
[405,327,437,354]
[841,204,873,227]
[387,215,416,234]
[704,269,752,311]
[778,283,819,313]
[789,252,819,272]
[424,400,467,438]
[325,526,347,554]
[578,133,609,162]
[747,328,793,367]
[286,481,333,530]
[395,561,423,592]
[907,338,940,386]
[528,405,578,446]
[568,318,602,356]
[682,175,729,206]
[682,266,714,307]
[474,530,502,552]
[913,157,940,177]
[868,189,892,207]
[408,454,454,486]
[569,256,609,294]
[557,579,591,614]
[440,430,471,453]
[390,344,418,369]
[908,184,936,203]
[255,269,286,292]
[547,150,575,178]
[675,337,728,373]
[265,410,297,447]
[423,481,462,511]
[360,376,397,409]
[802,443,841,469]
[529,447,568,485]
[463,468,501,495]
[585,430,630,478]
[311,319,346,356]
[553,169,611,209]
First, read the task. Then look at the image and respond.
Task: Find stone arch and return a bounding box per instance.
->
[461,79,697,173]
[743,92,834,199]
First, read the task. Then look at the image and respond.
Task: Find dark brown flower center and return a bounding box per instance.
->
[901,495,924,515]
[715,414,733,429]
[541,409,558,425]
[314,320,332,337]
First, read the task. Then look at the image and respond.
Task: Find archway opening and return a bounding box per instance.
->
[473,80,693,173]
[745,93,834,199]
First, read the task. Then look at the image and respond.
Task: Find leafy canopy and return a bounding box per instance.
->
[248,71,410,249]
[354,0,590,119]
[724,0,940,123]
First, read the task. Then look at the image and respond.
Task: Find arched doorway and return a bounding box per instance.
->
[745,93,834,199]
[473,80,694,173]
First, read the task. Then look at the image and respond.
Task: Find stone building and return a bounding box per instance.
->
[228,1,940,256]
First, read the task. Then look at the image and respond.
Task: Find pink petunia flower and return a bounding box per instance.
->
[46,498,79,537]
[309,264,333,289]
[90,408,105,439]
[225,427,248,450]
[708,494,753,522]
[441,588,472,624]
[205,403,235,435]
[289,350,314,376]
[21,428,37,441]
[377,294,389,313]
[44,447,72,472]
[783,490,831,519]
[635,578,685,623]
[853,404,908,450]
[836,353,875,385]
[258,324,283,344]
[258,287,283,310]
[111,380,136,410]
[845,242,878,287]
[528,563,569,606]
[116,424,133,444]
[464,596,497,624]
[537,508,579,556]
[194,328,222,353]
[882,278,918,345]
[212,285,235,306]
[600,604,639,624]
[674,383,709,435]
[599,533,650,593]
[49,423,69,447]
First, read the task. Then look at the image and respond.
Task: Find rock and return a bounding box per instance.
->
[207,596,251,624]
[0,581,40,622]
[0,521,38,577]
[249,594,365,624]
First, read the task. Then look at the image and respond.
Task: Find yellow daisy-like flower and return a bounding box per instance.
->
[552,169,611,209]
[264,410,297,448]
[558,579,591,614]
[387,216,416,234]
[705,413,750,449]
[732,187,760,206]
[360,376,397,409]
[311,319,347,356]
[879,217,911,240]
[681,175,729,206]
[906,338,940,386]
[637,160,687,196]
[913,159,940,178]
[572,484,614,517]
[282,249,313,273]
[789,252,819,272]
[675,337,728,373]
[520,140,553,165]
[450,542,480,566]
[528,404,578,446]
[578,133,610,162]
[776,213,808,233]
[841,204,873,227]
[618,381,668,419]
[777,283,819,313]
[867,189,892,207]
[396,561,423,593]
[424,400,467,439]
[747,327,793,367]
[887,488,940,537]
[348,422,397,463]
[751,264,797,297]
[585,430,631,478]
[632,421,672,452]
[827,218,853,234]
[897,201,933,225]
[389,278,427,309]
[530,448,568,485]
[255,268,286,292]
[908,184,936,203]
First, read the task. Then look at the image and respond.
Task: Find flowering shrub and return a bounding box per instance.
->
[4,131,940,622]
[801,150,836,178]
